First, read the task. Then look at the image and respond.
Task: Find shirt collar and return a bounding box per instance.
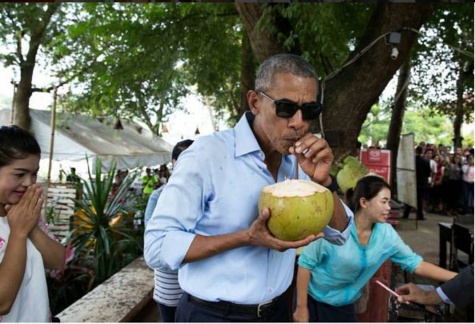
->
[234,111,262,157]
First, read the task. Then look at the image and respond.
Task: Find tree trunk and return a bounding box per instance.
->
[13,3,59,131]
[237,3,433,161]
[322,3,433,159]
[239,32,255,118]
[15,65,34,131]
[453,65,464,148]
[387,51,412,191]
[235,3,285,63]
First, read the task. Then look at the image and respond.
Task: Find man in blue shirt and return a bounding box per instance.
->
[144,54,353,322]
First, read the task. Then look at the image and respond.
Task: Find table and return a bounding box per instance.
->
[438,222,452,269]
[452,222,474,267]
[439,221,474,270]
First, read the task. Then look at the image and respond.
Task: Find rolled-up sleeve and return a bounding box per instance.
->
[144,149,204,271]
[322,201,353,246]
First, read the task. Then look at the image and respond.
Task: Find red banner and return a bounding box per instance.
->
[360,149,392,184]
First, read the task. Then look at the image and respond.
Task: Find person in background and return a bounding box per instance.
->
[144,54,352,322]
[461,155,474,215]
[158,164,170,187]
[430,154,446,214]
[66,167,80,183]
[403,146,431,220]
[142,167,158,199]
[446,153,463,216]
[423,148,436,212]
[396,264,473,309]
[0,125,65,321]
[144,139,194,322]
[293,176,457,322]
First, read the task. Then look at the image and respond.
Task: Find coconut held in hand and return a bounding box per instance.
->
[258,179,334,241]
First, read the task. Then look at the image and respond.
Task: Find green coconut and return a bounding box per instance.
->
[336,156,368,195]
[258,179,334,241]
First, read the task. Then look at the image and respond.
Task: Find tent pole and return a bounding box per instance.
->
[44,86,58,219]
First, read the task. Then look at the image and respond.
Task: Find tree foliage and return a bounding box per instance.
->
[411,3,473,123]
[359,102,455,147]
[55,3,241,134]
[0,3,67,129]
[0,3,471,156]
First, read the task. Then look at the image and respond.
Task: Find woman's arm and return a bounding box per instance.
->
[414,261,457,282]
[293,266,312,322]
[0,185,43,314]
[29,226,65,270]
[0,234,28,315]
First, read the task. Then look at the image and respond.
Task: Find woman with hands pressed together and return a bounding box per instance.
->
[0,125,65,322]
[144,54,353,322]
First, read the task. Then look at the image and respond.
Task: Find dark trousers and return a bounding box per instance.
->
[307,295,357,322]
[462,181,474,214]
[403,186,427,220]
[156,302,177,322]
[447,179,463,213]
[175,292,289,322]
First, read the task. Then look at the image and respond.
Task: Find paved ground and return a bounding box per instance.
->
[393,210,454,267]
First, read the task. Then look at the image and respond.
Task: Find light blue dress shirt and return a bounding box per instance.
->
[144,112,353,304]
[435,286,452,304]
[298,221,423,307]
[144,187,164,227]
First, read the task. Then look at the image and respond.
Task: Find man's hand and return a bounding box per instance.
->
[247,207,323,251]
[396,283,442,305]
[6,184,43,238]
[289,133,333,186]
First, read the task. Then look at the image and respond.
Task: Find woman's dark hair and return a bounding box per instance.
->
[0,125,41,167]
[347,176,391,213]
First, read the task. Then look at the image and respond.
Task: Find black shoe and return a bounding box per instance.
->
[417,217,427,221]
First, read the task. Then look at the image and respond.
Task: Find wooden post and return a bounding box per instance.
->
[10,80,17,124]
[43,86,58,218]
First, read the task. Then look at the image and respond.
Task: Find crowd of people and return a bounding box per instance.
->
[109,164,171,200]
[416,142,474,218]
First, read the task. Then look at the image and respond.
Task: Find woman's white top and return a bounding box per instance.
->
[0,216,50,322]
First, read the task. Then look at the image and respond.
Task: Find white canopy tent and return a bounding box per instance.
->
[0,108,173,171]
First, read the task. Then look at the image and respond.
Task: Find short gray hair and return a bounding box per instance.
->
[254,54,317,92]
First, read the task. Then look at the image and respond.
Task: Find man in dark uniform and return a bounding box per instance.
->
[403,146,431,220]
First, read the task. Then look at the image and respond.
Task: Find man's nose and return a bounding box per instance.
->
[288,109,305,129]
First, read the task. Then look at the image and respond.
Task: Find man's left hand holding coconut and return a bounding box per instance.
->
[144,53,353,322]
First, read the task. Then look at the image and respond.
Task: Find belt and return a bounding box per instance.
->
[188,294,282,318]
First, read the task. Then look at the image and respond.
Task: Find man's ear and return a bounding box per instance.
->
[247,90,259,115]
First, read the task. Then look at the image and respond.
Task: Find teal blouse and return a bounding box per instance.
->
[298,221,422,306]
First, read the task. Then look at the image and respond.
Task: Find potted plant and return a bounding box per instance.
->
[70,157,143,285]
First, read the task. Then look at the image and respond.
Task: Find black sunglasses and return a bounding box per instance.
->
[257,90,322,121]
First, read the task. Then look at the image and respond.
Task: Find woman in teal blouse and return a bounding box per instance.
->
[293,176,457,322]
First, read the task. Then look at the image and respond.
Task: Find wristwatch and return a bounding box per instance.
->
[324,176,339,193]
